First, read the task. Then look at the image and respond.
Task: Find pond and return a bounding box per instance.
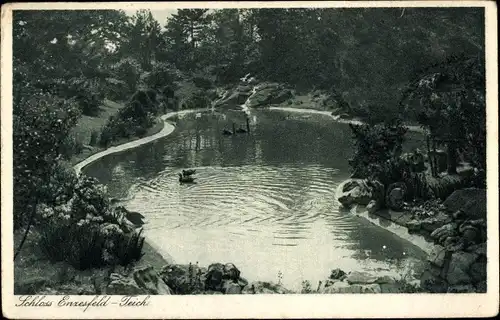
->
[84,109,427,290]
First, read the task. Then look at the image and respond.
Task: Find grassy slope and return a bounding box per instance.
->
[70,99,164,165]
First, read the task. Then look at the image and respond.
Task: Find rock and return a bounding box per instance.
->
[214,90,251,108]
[321,281,381,293]
[446,251,478,285]
[329,268,347,280]
[430,223,458,244]
[366,200,379,214]
[133,266,172,295]
[468,261,487,284]
[420,269,448,293]
[428,245,448,267]
[106,273,146,295]
[223,263,241,281]
[345,271,378,284]
[380,283,402,293]
[205,263,225,291]
[465,243,486,256]
[375,275,396,284]
[223,280,242,294]
[336,179,383,208]
[386,187,405,211]
[237,277,249,288]
[442,188,486,220]
[160,264,204,294]
[241,281,292,294]
[447,284,476,293]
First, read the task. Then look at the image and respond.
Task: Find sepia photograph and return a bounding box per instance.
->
[1,1,498,319]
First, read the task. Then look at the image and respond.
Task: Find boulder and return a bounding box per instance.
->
[223,280,242,294]
[468,261,487,284]
[430,223,458,245]
[428,245,448,267]
[214,90,251,109]
[133,266,172,295]
[375,275,396,284]
[223,263,241,281]
[205,263,225,291]
[345,271,378,284]
[386,187,405,211]
[446,251,478,285]
[465,243,486,256]
[336,179,383,208]
[106,273,146,295]
[160,264,204,294]
[366,200,380,214]
[241,281,292,294]
[329,268,347,280]
[442,188,486,220]
[321,281,381,293]
[379,283,402,293]
[246,83,292,108]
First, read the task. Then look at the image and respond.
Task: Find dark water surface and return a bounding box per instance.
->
[85,110,426,290]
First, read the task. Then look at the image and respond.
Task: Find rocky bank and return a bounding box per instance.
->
[336,178,487,293]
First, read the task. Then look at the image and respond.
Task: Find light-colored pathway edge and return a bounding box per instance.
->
[269,106,425,133]
[73,109,205,175]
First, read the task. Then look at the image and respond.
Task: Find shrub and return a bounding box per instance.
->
[348,121,408,186]
[13,87,81,228]
[89,130,99,146]
[59,134,84,159]
[110,58,143,94]
[192,76,213,89]
[38,175,146,270]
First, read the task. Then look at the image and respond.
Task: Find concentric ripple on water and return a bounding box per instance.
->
[85,110,427,290]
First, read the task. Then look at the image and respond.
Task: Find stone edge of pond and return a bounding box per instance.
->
[269,106,425,133]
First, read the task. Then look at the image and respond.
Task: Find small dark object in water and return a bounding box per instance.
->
[222,129,233,135]
[126,211,146,226]
[182,169,196,176]
[235,128,247,133]
[179,173,196,183]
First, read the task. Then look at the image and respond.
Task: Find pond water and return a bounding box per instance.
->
[85,109,427,290]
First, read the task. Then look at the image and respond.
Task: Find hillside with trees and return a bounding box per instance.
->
[12,7,486,295]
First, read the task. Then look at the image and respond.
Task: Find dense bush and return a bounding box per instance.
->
[99,89,160,147]
[348,121,408,186]
[184,90,211,109]
[140,62,180,92]
[110,58,143,95]
[38,175,145,270]
[13,87,82,228]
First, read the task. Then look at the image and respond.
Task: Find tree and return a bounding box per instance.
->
[123,10,163,71]
[164,9,209,69]
[401,54,486,175]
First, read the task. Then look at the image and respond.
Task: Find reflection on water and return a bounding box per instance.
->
[85,110,426,290]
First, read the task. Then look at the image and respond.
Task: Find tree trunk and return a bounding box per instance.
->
[447,141,458,175]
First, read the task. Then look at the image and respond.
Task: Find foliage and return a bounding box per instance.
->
[38,175,145,270]
[109,58,143,95]
[401,55,486,174]
[348,121,408,186]
[139,61,180,92]
[13,87,82,228]
[99,89,160,147]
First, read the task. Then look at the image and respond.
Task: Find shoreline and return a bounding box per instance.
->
[269,106,425,133]
[73,108,206,175]
[72,105,431,274]
[72,108,205,268]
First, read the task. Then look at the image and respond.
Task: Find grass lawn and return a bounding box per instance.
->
[70,99,165,166]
